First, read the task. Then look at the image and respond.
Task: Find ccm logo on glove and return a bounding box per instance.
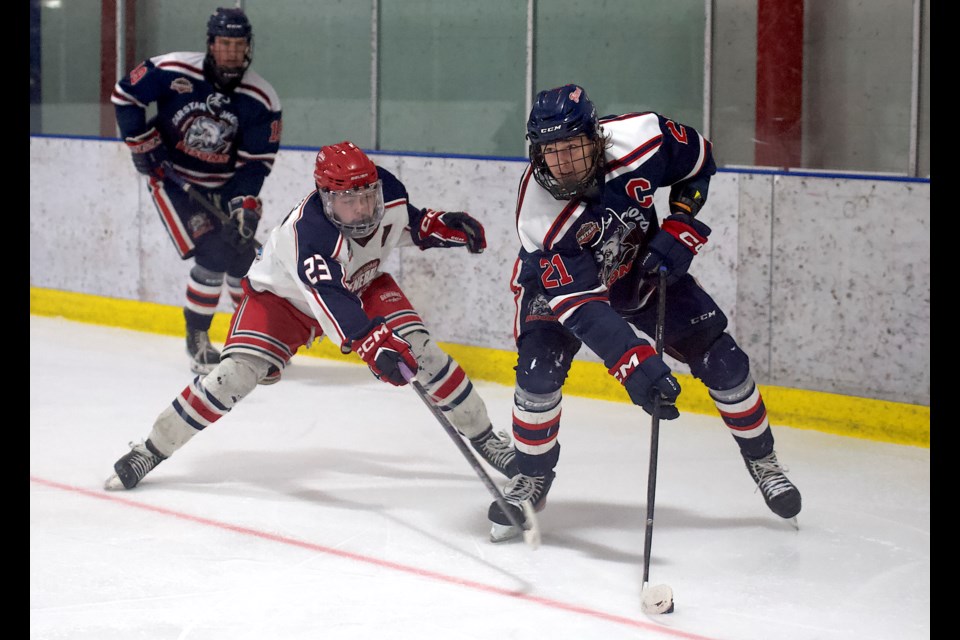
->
[349,319,419,387]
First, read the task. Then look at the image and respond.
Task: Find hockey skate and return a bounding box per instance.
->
[104,439,167,490]
[469,428,519,479]
[186,328,220,374]
[743,450,802,519]
[488,470,555,542]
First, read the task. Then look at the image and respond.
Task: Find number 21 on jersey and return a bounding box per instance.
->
[539,254,574,288]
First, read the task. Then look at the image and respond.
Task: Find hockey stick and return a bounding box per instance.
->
[158,161,262,249]
[640,266,675,615]
[397,362,540,549]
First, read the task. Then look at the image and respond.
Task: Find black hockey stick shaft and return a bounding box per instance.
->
[159,161,262,249]
[397,362,526,533]
[642,266,668,585]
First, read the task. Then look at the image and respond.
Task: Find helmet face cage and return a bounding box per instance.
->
[205,8,253,88]
[318,181,386,238]
[526,84,604,200]
[529,135,604,201]
[314,141,384,238]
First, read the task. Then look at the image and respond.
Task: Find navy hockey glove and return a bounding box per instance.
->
[639,213,711,285]
[609,345,681,419]
[124,127,168,178]
[416,209,487,253]
[348,318,419,386]
[222,196,262,249]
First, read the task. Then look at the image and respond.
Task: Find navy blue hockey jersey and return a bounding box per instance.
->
[513,111,716,364]
[112,51,282,201]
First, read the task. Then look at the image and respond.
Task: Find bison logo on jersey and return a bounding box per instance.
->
[206,92,231,116]
[594,215,644,289]
[187,213,214,239]
[177,116,233,163]
[525,293,557,323]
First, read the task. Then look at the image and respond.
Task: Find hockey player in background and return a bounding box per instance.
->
[112,7,282,375]
[487,84,802,542]
[105,141,518,491]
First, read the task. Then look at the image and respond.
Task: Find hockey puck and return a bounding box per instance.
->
[641,584,675,614]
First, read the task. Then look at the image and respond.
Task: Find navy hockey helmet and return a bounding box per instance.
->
[203,7,253,91]
[314,141,385,239]
[527,84,605,200]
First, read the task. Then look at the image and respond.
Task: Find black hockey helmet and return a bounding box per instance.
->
[527,84,605,200]
[203,7,253,91]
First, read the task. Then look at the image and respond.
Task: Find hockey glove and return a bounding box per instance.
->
[609,345,681,419]
[639,213,711,286]
[416,209,487,253]
[222,196,263,249]
[125,127,168,178]
[349,318,419,386]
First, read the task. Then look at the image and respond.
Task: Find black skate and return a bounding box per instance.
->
[104,439,167,490]
[487,470,555,542]
[469,428,519,479]
[743,451,802,519]
[186,328,220,375]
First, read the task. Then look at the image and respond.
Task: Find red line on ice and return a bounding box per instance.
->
[31,475,718,640]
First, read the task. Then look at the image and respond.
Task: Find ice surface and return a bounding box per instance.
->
[30,316,930,639]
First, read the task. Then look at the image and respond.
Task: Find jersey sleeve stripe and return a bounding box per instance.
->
[605,135,663,174]
[155,60,204,81]
[110,87,147,109]
[677,134,708,182]
[543,199,584,250]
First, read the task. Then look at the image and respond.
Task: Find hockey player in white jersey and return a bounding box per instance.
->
[105,141,517,491]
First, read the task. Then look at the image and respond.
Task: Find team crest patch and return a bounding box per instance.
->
[526,294,557,322]
[170,78,194,94]
[187,213,214,238]
[576,221,600,246]
[346,260,380,293]
[129,63,148,85]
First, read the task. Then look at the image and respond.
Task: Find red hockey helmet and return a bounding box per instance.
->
[314,141,385,238]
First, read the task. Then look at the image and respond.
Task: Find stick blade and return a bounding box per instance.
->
[641,584,675,614]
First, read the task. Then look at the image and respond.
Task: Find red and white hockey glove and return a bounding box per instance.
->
[349,319,419,386]
[638,213,711,286]
[125,127,168,178]
[609,345,681,419]
[416,209,487,253]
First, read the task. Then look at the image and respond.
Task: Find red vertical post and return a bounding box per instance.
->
[100,0,136,138]
[755,0,804,168]
[100,0,117,137]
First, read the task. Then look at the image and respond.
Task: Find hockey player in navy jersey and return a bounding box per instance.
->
[112,7,282,375]
[104,141,518,491]
[487,84,801,542]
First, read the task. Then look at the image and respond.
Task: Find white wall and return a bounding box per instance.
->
[29,137,929,405]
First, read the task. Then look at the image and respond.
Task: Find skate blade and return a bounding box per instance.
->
[103,473,125,491]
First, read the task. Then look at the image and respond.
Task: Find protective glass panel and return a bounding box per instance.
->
[378,0,528,156]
